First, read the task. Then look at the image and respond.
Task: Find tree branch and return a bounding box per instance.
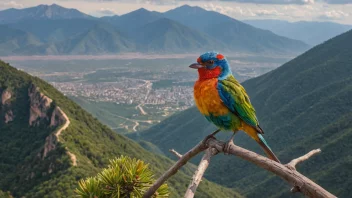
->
[169,149,182,159]
[287,149,321,170]
[144,136,336,198]
[184,148,218,198]
[142,139,208,198]
[207,139,336,198]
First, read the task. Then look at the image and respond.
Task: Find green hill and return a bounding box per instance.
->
[164,5,309,54]
[0,25,42,55]
[135,18,223,53]
[129,30,352,197]
[57,23,135,54]
[9,19,101,43]
[0,60,241,197]
[104,8,162,33]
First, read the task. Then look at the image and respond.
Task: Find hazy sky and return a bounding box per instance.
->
[0,0,351,24]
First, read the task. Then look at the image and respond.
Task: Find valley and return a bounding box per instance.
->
[4,53,290,133]
[0,2,351,197]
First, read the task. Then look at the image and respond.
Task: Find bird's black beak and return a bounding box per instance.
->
[189,63,204,69]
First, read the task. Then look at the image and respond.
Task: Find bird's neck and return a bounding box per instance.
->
[198,67,222,80]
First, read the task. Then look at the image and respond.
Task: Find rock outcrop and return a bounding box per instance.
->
[42,134,57,160]
[26,84,76,165]
[42,107,69,159]
[28,84,53,126]
[5,110,14,123]
[1,89,14,123]
[50,107,66,128]
[1,89,11,105]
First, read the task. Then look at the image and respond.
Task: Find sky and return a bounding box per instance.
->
[0,0,351,24]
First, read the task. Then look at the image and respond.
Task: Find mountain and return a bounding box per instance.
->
[0,4,310,55]
[0,60,241,197]
[164,5,309,54]
[102,8,162,33]
[129,29,352,197]
[100,15,120,25]
[0,4,93,24]
[244,19,352,46]
[134,18,223,53]
[9,19,101,43]
[57,23,135,54]
[0,25,42,55]
[11,23,135,55]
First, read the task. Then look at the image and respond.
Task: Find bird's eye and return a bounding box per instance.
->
[206,60,214,66]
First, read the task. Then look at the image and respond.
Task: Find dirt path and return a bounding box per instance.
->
[136,104,147,115]
[54,107,77,166]
[132,121,140,132]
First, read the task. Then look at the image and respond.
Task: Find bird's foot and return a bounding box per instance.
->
[206,129,221,140]
[204,129,221,144]
[224,139,235,155]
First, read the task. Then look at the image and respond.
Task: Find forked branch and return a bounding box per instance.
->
[144,134,336,198]
[287,149,321,170]
[184,148,218,198]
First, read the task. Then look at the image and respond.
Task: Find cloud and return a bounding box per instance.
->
[97,8,118,15]
[255,9,284,16]
[219,0,315,4]
[321,0,352,4]
[1,1,23,9]
[64,0,352,5]
[85,0,178,5]
[203,3,285,17]
[319,9,350,19]
[78,0,315,5]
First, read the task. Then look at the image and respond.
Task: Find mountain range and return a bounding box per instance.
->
[244,19,352,46]
[128,29,352,197]
[0,4,92,24]
[0,4,310,55]
[0,60,241,197]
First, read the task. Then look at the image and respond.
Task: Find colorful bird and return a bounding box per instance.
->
[189,52,280,163]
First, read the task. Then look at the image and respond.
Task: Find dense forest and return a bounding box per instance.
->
[0,60,240,197]
[129,30,352,197]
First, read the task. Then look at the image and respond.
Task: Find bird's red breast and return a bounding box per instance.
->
[197,66,222,80]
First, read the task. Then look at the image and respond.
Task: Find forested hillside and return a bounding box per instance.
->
[0,61,241,198]
[129,30,352,197]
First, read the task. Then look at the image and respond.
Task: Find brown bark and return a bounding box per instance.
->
[144,136,336,198]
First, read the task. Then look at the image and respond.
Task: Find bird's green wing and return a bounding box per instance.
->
[217,75,260,130]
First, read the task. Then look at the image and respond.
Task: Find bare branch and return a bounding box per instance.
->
[144,135,336,198]
[207,139,336,198]
[287,149,321,170]
[169,149,182,159]
[142,138,209,198]
[184,148,218,198]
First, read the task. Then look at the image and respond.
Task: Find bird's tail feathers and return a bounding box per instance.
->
[257,134,281,163]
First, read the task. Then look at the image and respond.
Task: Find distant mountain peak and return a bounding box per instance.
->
[124,7,160,17]
[135,7,149,12]
[0,3,93,24]
[169,4,206,13]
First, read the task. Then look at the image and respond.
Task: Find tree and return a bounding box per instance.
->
[75,156,169,198]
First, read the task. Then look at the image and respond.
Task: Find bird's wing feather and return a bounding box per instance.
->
[217,75,259,129]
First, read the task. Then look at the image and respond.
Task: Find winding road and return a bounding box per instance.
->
[54,107,77,166]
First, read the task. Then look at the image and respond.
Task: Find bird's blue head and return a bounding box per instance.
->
[189,51,232,80]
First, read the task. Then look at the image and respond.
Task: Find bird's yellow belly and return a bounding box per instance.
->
[194,78,229,116]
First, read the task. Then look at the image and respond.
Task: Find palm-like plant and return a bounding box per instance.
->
[75,156,169,198]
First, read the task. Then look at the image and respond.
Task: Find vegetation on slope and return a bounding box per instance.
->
[0,60,241,197]
[129,30,352,197]
[76,156,169,198]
